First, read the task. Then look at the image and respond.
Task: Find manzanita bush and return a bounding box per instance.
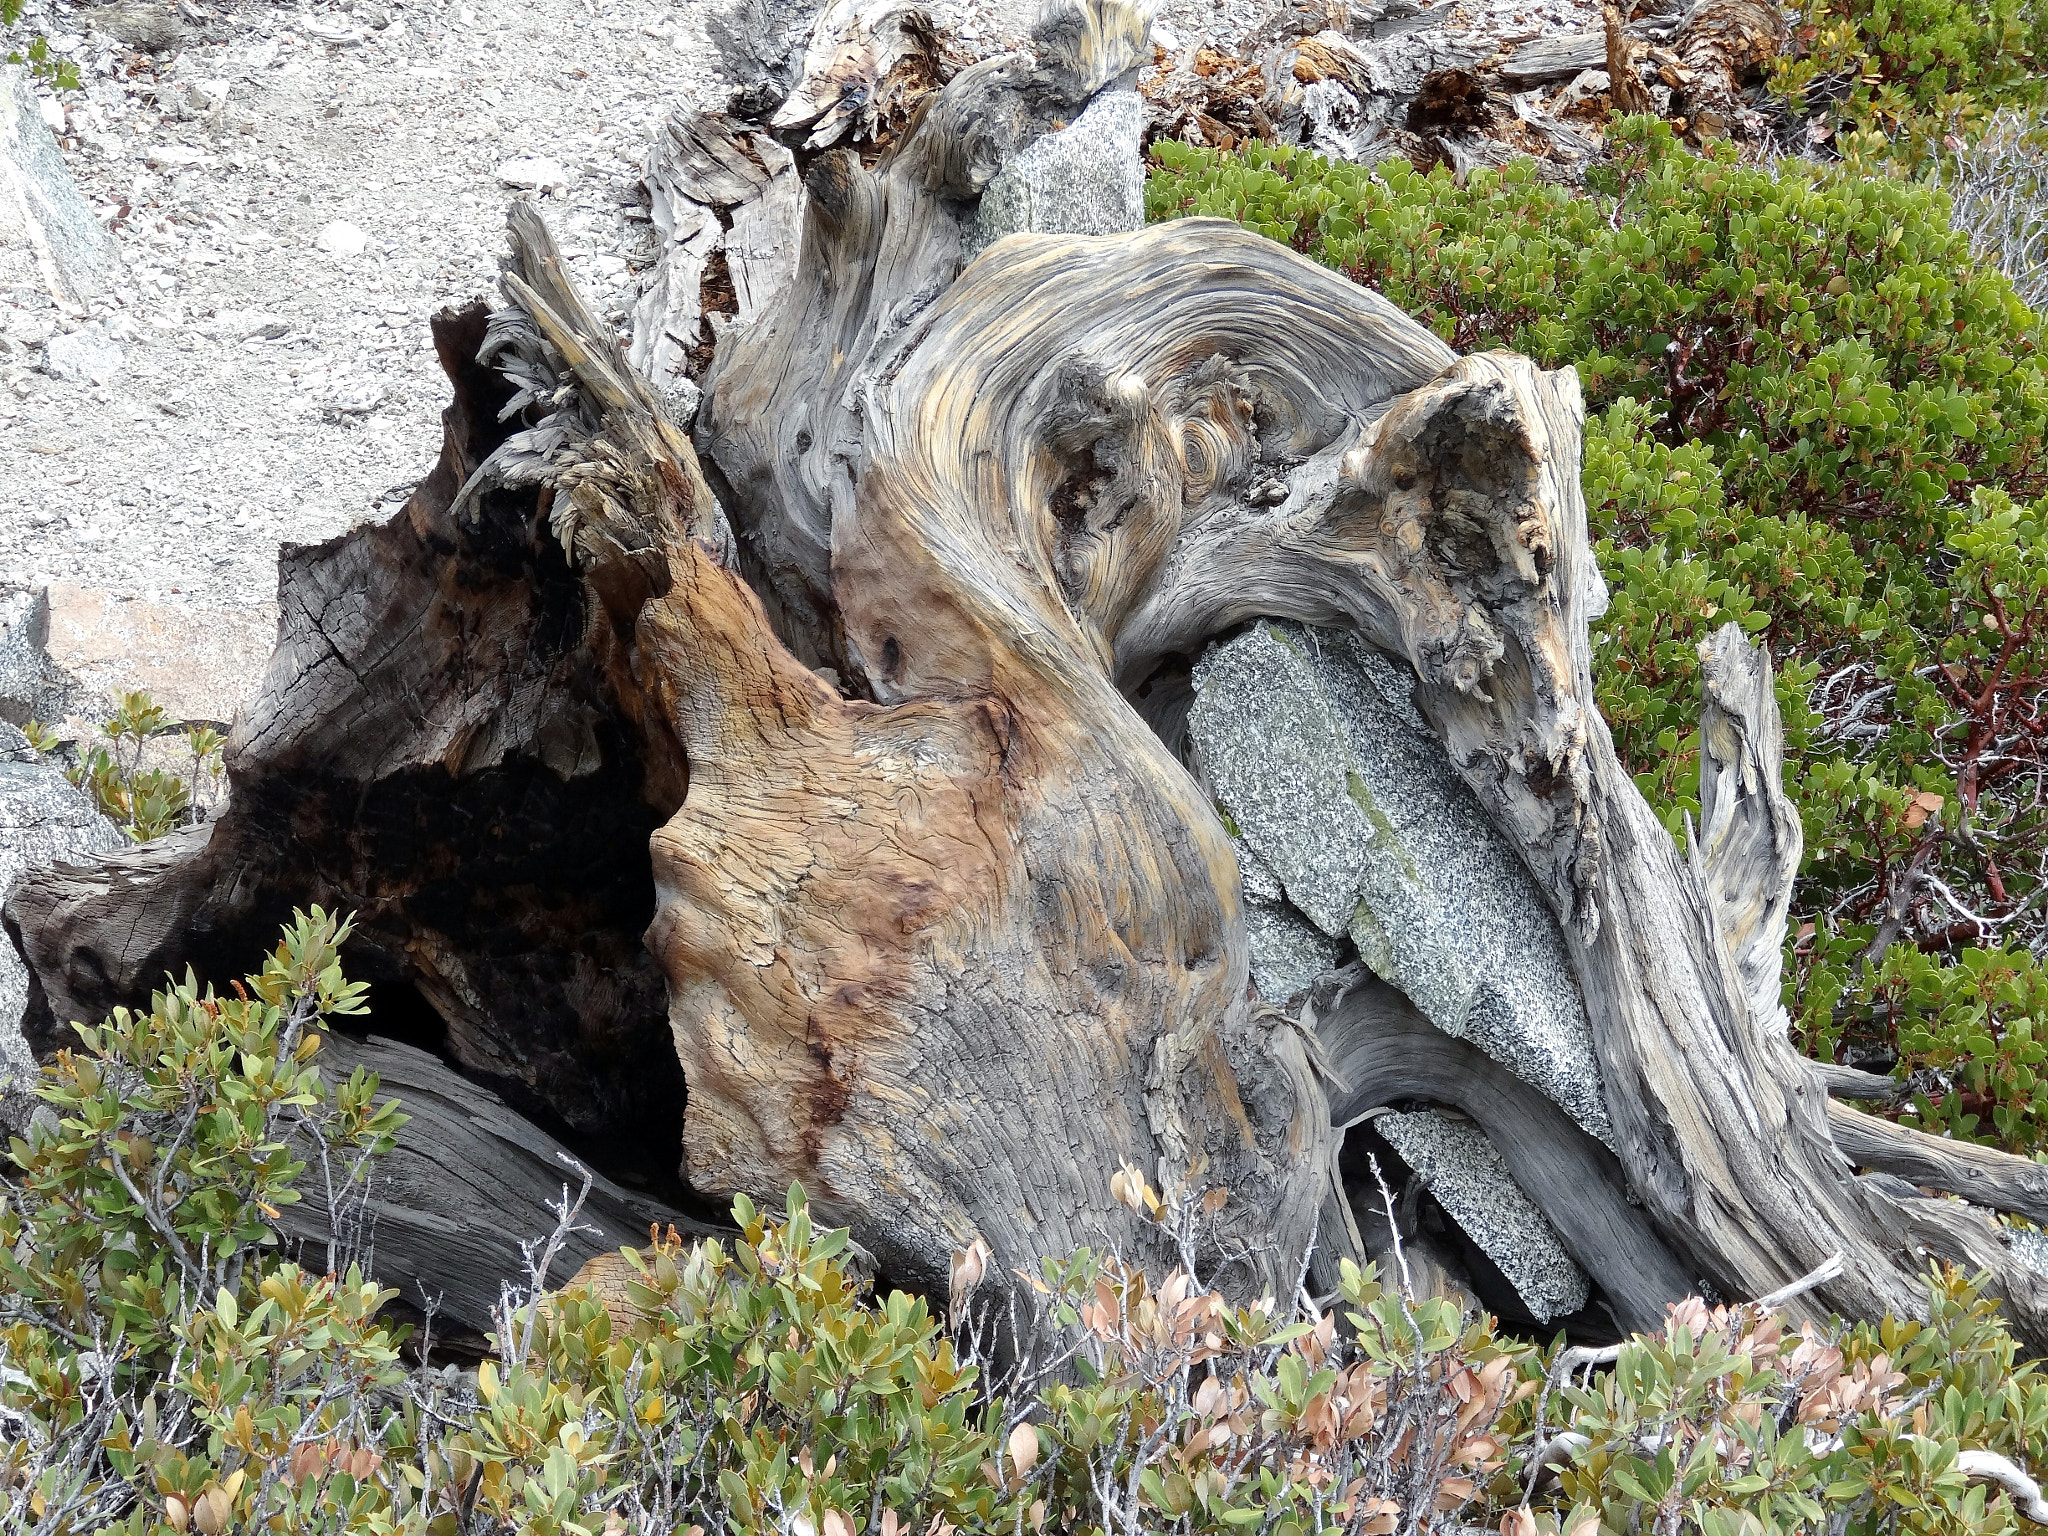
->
[3,924,2048,1534]
[0,909,413,1533]
[1773,0,2048,169]
[23,689,226,844]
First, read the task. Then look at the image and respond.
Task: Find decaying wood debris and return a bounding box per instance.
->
[11,0,2044,1352]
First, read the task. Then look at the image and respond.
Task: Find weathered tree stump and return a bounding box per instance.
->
[13,0,2048,1344]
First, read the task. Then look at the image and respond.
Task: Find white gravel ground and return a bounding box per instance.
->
[0,0,731,611]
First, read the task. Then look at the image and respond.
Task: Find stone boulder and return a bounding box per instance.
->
[0,582,277,732]
[1238,834,1345,1003]
[1375,1108,1590,1323]
[0,589,73,727]
[0,724,121,1086]
[967,86,1146,257]
[1189,619,1612,1146]
[0,65,121,304]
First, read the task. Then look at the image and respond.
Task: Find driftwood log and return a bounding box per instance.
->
[11,0,2048,1345]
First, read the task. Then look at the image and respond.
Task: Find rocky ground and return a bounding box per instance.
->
[0,0,732,628]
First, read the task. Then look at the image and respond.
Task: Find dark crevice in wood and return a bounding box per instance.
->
[1340,1119,1628,1342]
[1127,652,1199,769]
[5,294,713,1273]
[1312,964,1696,1336]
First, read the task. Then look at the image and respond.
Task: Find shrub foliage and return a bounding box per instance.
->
[4,924,2048,1534]
[1773,0,2048,167]
[24,691,226,844]
[0,910,413,1533]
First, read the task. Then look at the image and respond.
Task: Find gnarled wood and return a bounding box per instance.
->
[6,297,701,1224]
[1693,622,1803,1037]
[698,0,1154,683]
[1827,1100,2048,1229]
[628,111,803,405]
[1311,964,1694,1334]
[13,0,2048,1344]
[1813,1060,1908,1103]
[703,52,2048,1335]
[482,197,1353,1302]
[1602,3,1652,116]
[1674,0,1784,138]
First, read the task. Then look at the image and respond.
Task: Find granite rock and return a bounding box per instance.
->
[968,86,1145,257]
[658,375,703,433]
[4,581,275,731]
[0,758,121,1087]
[0,588,76,728]
[1377,1108,1590,1322]
[94,1,185,52]
[1189,620,1613,1145]
[2008,1224,2048,1281]
[0,66,122,303]
[1237,836,1347,1002]
[43,325,124,384]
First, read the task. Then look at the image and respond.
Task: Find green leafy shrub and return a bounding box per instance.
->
[1145,124,2048,1151]
[3,0,79,89]
[1773,0,2048,167]
[978,1165,1536,1536]
[25,690,226,843]
[1846,941,2048,1151]
[1519,1267,2048,1536]
[451,1190,1017,1536]
[0,909,416,1533]
[5,929,2048,1536]
[451,1163,1540,1536]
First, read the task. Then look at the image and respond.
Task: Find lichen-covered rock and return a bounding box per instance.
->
[1237,836,1347,1002]
[1,66,122,303]
[1189,620,1612,1145]
[1376,1108,1590,1322]
[0,756,120,1085]
[967,87,1145,256]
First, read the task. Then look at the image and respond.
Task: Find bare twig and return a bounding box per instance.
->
[1957,1450,2048,1524]
[1751,1250,1844,1312]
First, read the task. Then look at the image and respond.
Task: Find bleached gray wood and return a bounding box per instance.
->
[14,0,2048,1345]
[1497,28,1605,82]
[1693,622,1803,1037]
[1812,1060,1906,1103]
[1827,1100,2048,1227]
[629,112,805,405]
[698,0,1153,681]
[282,1035,717,1332]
